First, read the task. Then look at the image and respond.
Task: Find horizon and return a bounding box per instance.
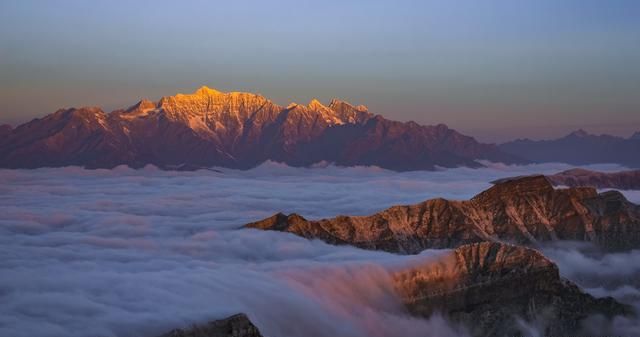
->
[1,0,639,142]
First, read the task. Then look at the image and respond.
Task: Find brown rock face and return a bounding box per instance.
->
[393,242,631,336]
[246,176,640,253]
[157,314,264,337]
[0,86,523,170]
[547,168,640,190]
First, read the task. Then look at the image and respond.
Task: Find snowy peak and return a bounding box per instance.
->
[305,98,345,125]
[307,98,326,111]
[327,99,371,124]
[157,87,276,124]
[194,85,222,96]
[124,99,157,116]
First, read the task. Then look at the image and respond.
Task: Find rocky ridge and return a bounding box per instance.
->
[246,175,640,253]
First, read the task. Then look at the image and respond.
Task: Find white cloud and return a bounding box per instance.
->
[0,162,637,337]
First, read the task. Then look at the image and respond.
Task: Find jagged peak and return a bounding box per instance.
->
[307,98,327,110]
[126,99,156,113]
[55,106,104,115]
[630,131,640,140]
[286,102,300,110]
[194,85,222,96]
[568,129,590,138]
[329,98,368,112]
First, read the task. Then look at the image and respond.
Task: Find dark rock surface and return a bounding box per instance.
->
[547,168,640,190]
[393,242,632,337]
[157,314,264,337]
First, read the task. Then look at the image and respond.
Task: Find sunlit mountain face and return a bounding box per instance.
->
[0,86,523,171]
[2,1,640,337]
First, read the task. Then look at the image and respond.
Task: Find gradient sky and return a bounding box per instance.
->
[1,0,639,142]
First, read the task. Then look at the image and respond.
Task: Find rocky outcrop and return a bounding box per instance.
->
[0,86,523,170]
[499,129,640,168]
[246,176,640,253]
[547,168,640,190]
[157,314,263,337]
[393,242,631,337]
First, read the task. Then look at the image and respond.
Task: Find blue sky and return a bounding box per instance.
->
[1,0,639,141]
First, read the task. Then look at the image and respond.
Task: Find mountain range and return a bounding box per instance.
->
[0,86,523,170]
[499,129,640,168]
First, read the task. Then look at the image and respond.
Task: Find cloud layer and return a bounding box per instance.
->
[0,162,637,337]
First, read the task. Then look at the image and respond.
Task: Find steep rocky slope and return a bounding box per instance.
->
[0,86,523,170]
[157,314,263,337]
[393,242,631,336]
[246,176,640,253]
[547,168,640,190]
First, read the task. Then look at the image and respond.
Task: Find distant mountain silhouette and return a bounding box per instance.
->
[0,86,523,170]
[499,129,640,167]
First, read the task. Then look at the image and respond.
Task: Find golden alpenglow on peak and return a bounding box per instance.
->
[307,98,327,110]
[194,86,222,96]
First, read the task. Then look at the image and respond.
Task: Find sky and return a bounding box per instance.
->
[0,0,639,142]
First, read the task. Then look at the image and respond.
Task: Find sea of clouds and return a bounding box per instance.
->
[0,162,638,337]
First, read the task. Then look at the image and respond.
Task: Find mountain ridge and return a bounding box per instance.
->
[246,175,640,253]
[499,129,640,167]
[546,168,640,190]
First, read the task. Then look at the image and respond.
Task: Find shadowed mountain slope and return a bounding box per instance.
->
[499,129,640,167]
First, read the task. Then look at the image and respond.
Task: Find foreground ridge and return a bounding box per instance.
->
[0,86,522,171]
[246,175,640,253]
[157,313,263,337]
[393,242,631,336]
